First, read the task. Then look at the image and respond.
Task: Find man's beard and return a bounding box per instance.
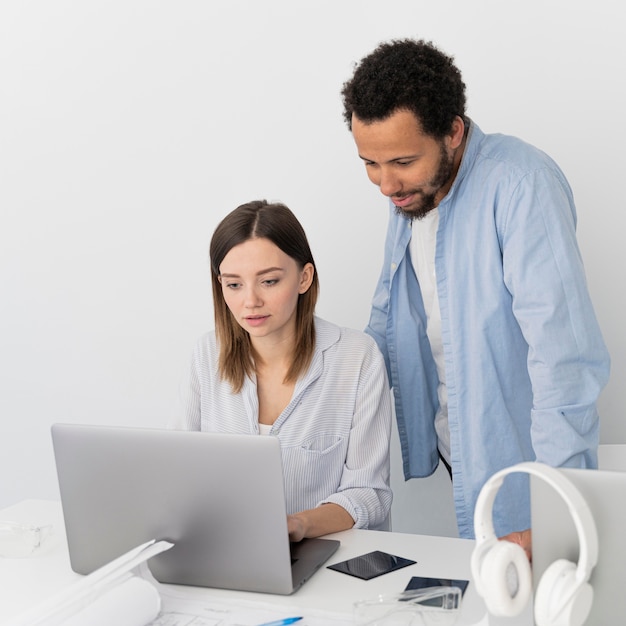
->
[394,143,455,221]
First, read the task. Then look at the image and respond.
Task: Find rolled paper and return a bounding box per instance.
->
[62,576,161,626]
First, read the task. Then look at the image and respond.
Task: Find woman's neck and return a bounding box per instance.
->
[250,332,295,372]
[254,340,296,426]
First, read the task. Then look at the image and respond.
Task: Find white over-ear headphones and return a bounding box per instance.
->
[471,462,598,626]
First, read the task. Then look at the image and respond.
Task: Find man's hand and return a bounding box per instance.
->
[499,528,532,562]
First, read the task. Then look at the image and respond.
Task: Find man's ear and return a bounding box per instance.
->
[448,115,466,150]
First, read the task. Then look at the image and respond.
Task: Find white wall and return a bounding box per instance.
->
[1,0,624,537]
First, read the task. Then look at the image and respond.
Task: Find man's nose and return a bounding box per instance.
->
[378,167,402,197]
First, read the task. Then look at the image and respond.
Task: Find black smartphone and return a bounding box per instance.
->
[327,550,416,580]
[405,575,469,596]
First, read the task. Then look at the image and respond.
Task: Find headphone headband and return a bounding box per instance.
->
[474,462,598,577]
[472,462,599,626]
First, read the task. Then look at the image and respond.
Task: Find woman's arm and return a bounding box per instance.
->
[306,331,393,532]
[287,503,355,542]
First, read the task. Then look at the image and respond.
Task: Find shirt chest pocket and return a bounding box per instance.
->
[281,434,347,500]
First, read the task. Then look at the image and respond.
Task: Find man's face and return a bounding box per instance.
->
[351,109,458,220]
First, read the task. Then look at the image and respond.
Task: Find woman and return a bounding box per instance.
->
[174,200,392,541]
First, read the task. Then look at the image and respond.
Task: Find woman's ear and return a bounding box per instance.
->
[298,263,315,294]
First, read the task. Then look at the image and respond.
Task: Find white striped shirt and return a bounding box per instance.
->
[172,317,392,530]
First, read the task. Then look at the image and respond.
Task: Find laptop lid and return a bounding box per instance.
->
[531,467,626,624]
[598,444,626,472]
[51,423,339,595]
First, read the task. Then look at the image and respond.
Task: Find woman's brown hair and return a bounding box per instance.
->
[209,200,319,392]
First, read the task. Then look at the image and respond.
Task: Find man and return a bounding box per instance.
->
[341,39,610,552]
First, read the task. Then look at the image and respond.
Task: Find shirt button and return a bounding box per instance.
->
[391,262,397,271]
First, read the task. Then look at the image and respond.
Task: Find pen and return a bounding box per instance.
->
[256,618,303,626]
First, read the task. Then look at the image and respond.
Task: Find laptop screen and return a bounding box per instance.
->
[51,423,338,594]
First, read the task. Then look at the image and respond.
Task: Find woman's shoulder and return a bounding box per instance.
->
[191,329,219,362]
[315,317,379,354]
[313,318,386,386]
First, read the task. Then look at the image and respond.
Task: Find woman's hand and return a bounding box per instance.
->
[287,515,307,542]
[287,503,355,542]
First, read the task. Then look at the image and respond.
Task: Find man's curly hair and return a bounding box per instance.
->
[341,39,466,139]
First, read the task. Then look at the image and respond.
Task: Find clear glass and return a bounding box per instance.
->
[353,586,462,626]
[0,521,53,558]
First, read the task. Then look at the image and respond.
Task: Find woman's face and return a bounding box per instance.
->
[218,237,314,347]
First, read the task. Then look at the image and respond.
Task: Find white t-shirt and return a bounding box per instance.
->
[410,211,451,465]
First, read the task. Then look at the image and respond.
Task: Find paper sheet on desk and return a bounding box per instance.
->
[143,568,490,626]
[141,575,353,626]
[149,586,491,626]
[6,539,173,626]
[150,593,354,625]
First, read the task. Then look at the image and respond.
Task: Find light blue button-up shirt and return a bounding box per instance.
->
[366,121,610,538]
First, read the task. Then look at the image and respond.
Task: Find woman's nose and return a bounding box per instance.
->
[243,286,262,308]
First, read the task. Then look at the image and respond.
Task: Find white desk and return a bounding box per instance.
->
[0,500,533,625]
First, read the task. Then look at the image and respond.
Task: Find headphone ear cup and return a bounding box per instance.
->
[534,559,593,626]
[477,540,532,617]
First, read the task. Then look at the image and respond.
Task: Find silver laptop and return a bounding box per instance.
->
[51,423,339,594]
[531,467,626,624]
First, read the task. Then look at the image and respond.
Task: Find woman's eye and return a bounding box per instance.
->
[263,279,278,286]
[225,282,241,289]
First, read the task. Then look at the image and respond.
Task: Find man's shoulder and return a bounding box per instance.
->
[471,123,561,175]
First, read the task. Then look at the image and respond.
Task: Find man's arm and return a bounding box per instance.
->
[502,167,609,468]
